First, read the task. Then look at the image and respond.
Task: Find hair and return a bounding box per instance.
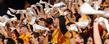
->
[58,15,67,34]
[64,9,72,12]
[66,22,73,26]
[39,18,45,21]
[15,14,21,20]
[6,38,16,44]
[64,9,73,18]
[5,22,11,28]
[31,32,40,38]
[35,20,39,24]
[13,29,20,38]
[45,18,53,25]
[74,12,81,22]
[79,33,89,44]
[87,36,94,44]
[30,24,33,32]
[101,0,106,4]
[0,33,5,42]
[16,38,24,44]
[37,18,46,25]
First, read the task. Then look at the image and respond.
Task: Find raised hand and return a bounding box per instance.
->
[93,18,102,44]
[32,3,46,18]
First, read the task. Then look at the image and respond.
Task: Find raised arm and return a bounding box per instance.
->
[93,20,102,44]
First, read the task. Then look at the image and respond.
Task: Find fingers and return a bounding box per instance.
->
[31,5,37,16]
[40,6,45,15]
[32,5,40,15]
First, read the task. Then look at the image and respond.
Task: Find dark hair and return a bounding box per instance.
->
[74,12,81,22]
[58,15,67,34]
[31,32,40,38]
[66,22,73,26]
[6,38,15,44]
[13,29,20,38]
[0,33,5,42]
[15,14,21,20]
[16,38,24,44]
[39,18,45,21]
[79,33,89,44]
[45,18,53,25]
[35,20,39,24]
[64,9,73,18]
[64,9,72,12]
[30,24,33,32]
[5,22,11,27]
[101,0,105,4]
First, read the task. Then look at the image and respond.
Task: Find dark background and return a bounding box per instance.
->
[0,0,56,16]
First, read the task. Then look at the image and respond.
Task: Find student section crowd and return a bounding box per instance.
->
[0,0,109,44]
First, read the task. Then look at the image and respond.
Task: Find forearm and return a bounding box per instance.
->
[93,23,102,44]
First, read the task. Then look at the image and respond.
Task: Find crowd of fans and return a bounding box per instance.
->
[0,0,109,44]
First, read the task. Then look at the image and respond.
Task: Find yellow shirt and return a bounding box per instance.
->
[63,31,70,44]
[19,32,31,44]
[52,29,60,44]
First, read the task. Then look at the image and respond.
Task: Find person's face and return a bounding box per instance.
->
[104,39,109,44]
[72,15,76,21]
[20,27,26,34]
[30,35,38,44]
[87,37,93,44]
[11,32,16,39]
[66,25,70,31]
[63,11,71,16]
[38,20,45,26]
[53,18,59,27]
[75,34,84,44]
